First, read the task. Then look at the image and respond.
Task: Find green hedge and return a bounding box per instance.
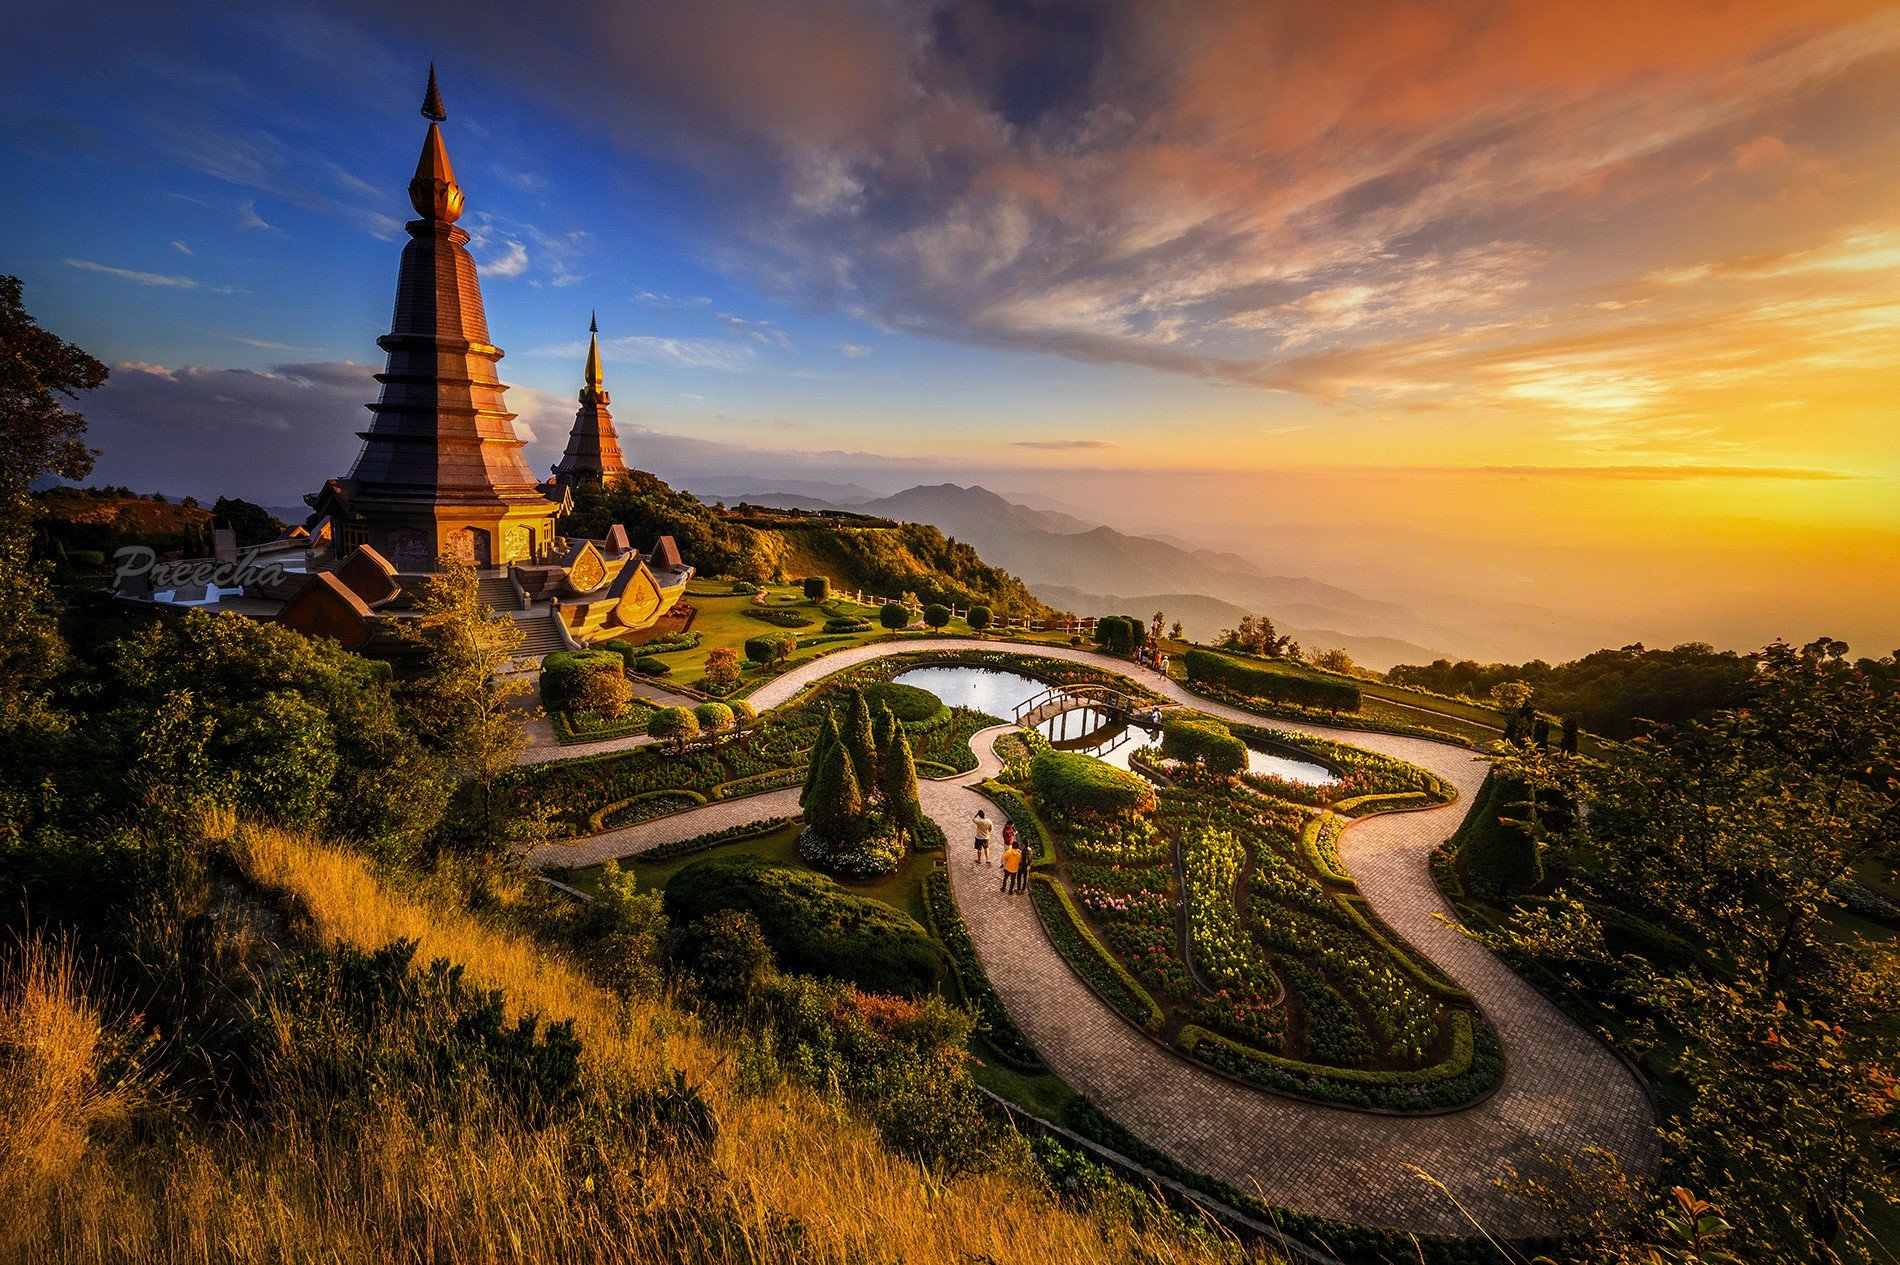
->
[1029,875,1163,1032]
[1029,750,1156,819]
[633,816,796,864]
[1449,769,1542,897]
[585,788,707,833]
[923,872,1044,1070]
[664,855,946,997]
[860,680,942,723]
[1298,813,1355,886]
[1160,715,1247,774]
[1180,1012,1502,1112]
[744,631,799,666]
[1182,648,1360,713]
[539,649,625,709]
[743,607,812,628]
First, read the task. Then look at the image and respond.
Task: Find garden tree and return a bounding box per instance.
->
[574,669,633,719]
[1169,620,1183,641]
[799,709,835,809]
[678,909,776,1011]
[388,559,531,828]
[0,276,104,736]
[1311,647,1355,675]
[692,701,733,746]
[98,611,450,858]
[743,632,796,666]
[1389,642,1758,740]
[842,688,879,792]
[802,576,829,601]
[802,712,863,841]
[879,602,909,630]
[728,698,757,746]
[923,603,951,630]
[209,496,281,546]
[647,705,699,753]
[1487,639,1899,1260]
[1220,613,1295,658]
[1490,679,1535,711]
[571,858,666,998]
[1560,716,1580,755]
[874,705,923,830]
[1151,611,1165,642]
[702,646,741,691]
[966,604,991,633]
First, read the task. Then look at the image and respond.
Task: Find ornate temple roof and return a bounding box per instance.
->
[331,69,554,514]
[552,311,630,485]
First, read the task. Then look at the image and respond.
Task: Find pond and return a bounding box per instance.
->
[892,664,1337,784]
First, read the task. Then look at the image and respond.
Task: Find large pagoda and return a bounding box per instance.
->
[307,67,561,570]
[551,313,630,487]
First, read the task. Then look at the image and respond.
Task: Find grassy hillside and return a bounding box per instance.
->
[562,473,1057,617]
[0,817,1267,1265]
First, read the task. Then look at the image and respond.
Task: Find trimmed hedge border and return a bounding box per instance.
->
[709,769,804,799]
[1030,873,1165,1033]
[635,815,798,864]
[979,780,1053,860]
[1179,678,1484,749]
[1176,1013,1503,1114]
[924,871,1045,1071]
[585,789,707,833]
[1299,813,1355,886]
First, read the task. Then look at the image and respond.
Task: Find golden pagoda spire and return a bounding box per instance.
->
[408,67,463,222]
[584,312,604,393]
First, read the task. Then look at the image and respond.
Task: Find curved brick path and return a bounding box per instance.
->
[527,640,1657,1235]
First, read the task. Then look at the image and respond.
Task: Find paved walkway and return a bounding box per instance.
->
[521,639,1657,1235]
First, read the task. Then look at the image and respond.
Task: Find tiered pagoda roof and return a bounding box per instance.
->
[552,312,630,486]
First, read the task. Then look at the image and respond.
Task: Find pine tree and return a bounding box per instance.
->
[843,687,878,794]
[804,714,863,842]
[880,723,923,831]
[871,704,899,804]
[800,709,838,809]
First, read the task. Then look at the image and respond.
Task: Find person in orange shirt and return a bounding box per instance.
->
[999,840,1022,893]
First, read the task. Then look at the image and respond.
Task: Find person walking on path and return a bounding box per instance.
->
[1002,820,1017,860]
[999,839,1022,892]
[973,810,994,864]
[1016,839,1034,893]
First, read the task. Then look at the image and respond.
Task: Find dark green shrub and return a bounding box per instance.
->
[967,605,991,632]
[1160,716,1247,775]
[1451,770,1543,896]
[1183,648,1360,713]
[860,681,941,723]
[923,603,951,629]
[1030,750,1157,819]
[1092,615,1142,656]
[823,617,870,633]
[539,649,624,709]
[663,855,946,997]
[743,607,812,628]
[802,576,830,601]
[631,655,671,676]
[743,631,798,665]
[879,603,910,630]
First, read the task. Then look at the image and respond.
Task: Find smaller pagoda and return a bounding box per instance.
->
[552,313,630,488]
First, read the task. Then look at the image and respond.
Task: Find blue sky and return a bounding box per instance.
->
[5,0,1898,655]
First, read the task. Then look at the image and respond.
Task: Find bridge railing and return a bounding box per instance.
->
[1012,683,1144,726]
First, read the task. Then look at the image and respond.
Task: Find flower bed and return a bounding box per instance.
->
[1181,828,1286,1049]
[587,789,707,833]
[1030,874,1164,1032]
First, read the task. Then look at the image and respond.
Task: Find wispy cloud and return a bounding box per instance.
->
[530,334,756,372]
[836,342,871,358]
[65,258,241,293]
[1011,439,1118,451]
[170,240,192,255]
[716,312,792,348]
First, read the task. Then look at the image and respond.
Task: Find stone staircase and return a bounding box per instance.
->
[477,574,521,611]
[512,613,570,659]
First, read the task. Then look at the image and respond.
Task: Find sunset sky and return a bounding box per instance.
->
[4,1,1896,656]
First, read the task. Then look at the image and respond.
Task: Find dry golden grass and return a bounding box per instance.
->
[0,822,1274,1264]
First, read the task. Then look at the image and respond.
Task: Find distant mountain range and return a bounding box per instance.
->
[679,480,1517,667]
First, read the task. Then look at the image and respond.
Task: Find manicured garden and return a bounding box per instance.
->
[1001,709,1493,1111]
[509,653,1003,838]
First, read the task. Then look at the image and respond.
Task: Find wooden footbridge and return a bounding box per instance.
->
[1013,683,1154,731]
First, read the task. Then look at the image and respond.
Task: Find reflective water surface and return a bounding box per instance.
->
[892,664,1337,783]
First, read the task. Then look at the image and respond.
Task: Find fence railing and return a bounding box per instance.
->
[852,588,1101,634]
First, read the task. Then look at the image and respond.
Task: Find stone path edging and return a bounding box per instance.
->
[523,638,1658,1236]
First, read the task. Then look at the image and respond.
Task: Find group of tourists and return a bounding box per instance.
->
[1134,644,1169,674]
[971,809,1032,893]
